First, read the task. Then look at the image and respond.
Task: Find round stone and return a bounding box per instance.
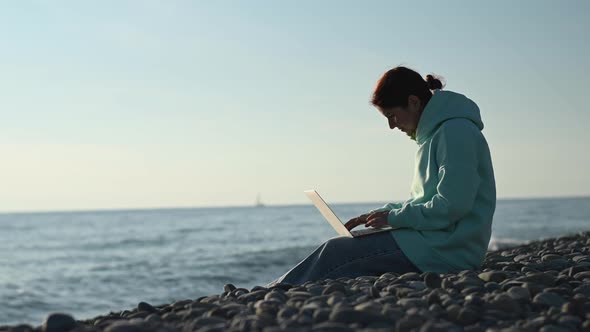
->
[446,304,461,321]
[251,285,267,292]
[237,290,267,303]
[507,286,531,302]
[264,290,288,303]
[184,317,227,331]
[8,325,34,332]
[42,313,77,332]
[544,259,571,271]
[478,271,508,283]
[541,254,564,262]
[310,321,354,331]
[269,282,294,291]
[397,298,427,308]
[522,282,545,297]
[354,301,382,313]
[395,315,425,331]
[484,281,501,292]
[277,307,299,324]
[557,315,582,330]
[441,278,455,290]
[573,271,590,280]
[419,320,462,332]
[398,272,421,281]
[517,272,556,286]
[514,254,532,262]
[460,286,482,296]
[224,283,237,292]
[322,283,347,295]
[137,302,157,314]
[326,294,345,306]
[287,291,312,298]
[144,313,161,324]
[329,308,390,325]
[369,286,380,298]
[539,324,573,332]
[424,272,442,288]
[533,292,567,308]
[457,307,480,325]
[488,293,521,315]
[572,255,590,263]
[573,284,590,297]
[407,280,427,291]
[464,294,484,307]
[312,308,331,324]
[104,321,153,332]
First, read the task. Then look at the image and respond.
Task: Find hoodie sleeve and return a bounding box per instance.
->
[368,202,404,214]
[387,120,481,231]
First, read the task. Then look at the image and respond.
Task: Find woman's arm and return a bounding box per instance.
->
[387,119,481,231]
[369,201,404,214]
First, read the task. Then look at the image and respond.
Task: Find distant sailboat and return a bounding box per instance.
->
[255,193,265,207]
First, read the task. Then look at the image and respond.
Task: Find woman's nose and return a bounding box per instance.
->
[388,118,396,130]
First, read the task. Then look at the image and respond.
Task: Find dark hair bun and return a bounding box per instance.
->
[425,74,444,90]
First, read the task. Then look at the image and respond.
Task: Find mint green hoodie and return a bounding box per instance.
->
[371,89,496,274]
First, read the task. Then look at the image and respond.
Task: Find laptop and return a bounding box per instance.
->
[304,189,398,238]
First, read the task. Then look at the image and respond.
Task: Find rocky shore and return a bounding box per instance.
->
[3,230,590,332]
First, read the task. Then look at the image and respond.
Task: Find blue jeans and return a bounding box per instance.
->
[266,231,421,287]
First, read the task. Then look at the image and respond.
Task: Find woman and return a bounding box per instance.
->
[267,66,496,287]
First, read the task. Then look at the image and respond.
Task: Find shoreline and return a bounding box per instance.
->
[2,230,590,332]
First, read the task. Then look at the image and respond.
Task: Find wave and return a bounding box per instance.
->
[488,236,529,251]
[193,244,316,272]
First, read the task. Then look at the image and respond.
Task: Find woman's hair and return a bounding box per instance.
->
[371,66,445,109]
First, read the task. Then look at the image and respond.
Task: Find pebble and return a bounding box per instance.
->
[557,315,582,330]
[103,321,154,332]
[397,297,427,308]
[457,307,480,325]
[487,293,521,315]
[507,286,531,302]
[137,302,157,314]
[574,271,590,280]
[464,293,485,306]
[224,283,237,292]
[424,272,442,288]
[329,308,391,326]
[533,291,567,308]
[237,290,267,302]
[542,254,565,262]
[478,271,508,283]
[522,281,545,297]
[7,230,590,332]
[322,283,347,295]
[310,321,354,331]
[516,272,556,286]
[539,324,572,332]
[42,313,77,332]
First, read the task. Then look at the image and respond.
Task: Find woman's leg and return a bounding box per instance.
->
[266,231,421,287]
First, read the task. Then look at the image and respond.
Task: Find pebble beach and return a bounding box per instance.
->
[3,230,590,332]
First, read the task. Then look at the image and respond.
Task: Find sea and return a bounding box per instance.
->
[1,197,590,325]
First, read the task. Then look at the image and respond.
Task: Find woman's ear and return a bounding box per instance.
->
[407,95,421,112]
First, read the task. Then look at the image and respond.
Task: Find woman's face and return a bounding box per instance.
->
[378,95,423,138]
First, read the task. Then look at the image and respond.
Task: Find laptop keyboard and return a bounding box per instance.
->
[351,227,389,236]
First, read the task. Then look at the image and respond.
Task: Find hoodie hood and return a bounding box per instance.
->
[415,89,483,144]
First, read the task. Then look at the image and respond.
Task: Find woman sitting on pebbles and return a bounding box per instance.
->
[268,66,496,287]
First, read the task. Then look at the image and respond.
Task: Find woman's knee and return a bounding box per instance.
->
[319,236,353,256]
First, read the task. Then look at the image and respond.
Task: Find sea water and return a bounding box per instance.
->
[1,197,589,325]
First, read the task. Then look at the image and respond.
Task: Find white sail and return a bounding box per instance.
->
[255,193,265,207]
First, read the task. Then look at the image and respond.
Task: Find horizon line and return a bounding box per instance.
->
[1,193,589,216]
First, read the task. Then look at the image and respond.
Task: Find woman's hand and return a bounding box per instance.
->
[344,213,369,231]
[365,211,390,228]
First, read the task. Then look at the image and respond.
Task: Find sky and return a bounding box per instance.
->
[0,1,589,212]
